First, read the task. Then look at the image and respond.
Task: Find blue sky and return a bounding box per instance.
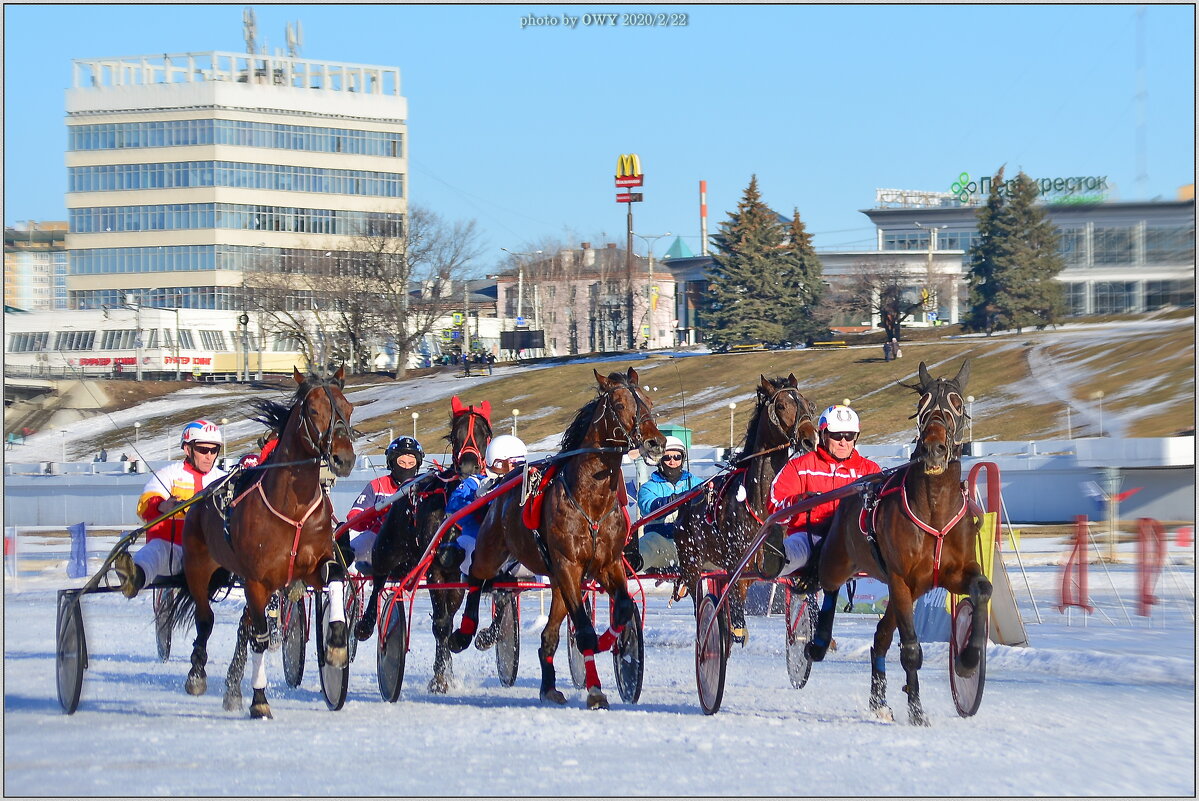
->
[4,4,1195,272]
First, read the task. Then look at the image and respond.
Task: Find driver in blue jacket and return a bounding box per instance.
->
[635,436,703,571]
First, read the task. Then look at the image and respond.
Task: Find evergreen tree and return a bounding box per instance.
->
[966,168,1066,334]
[704,176,790,346]
[778,209,828,342]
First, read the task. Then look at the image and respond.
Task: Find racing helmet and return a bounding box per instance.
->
[386,436,424,471]
[485,434,527,468]
[180,419,223,449]
[818,405,860,434]
[662,435,687,455]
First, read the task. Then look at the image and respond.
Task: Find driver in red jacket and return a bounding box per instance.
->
[766,405,881,578]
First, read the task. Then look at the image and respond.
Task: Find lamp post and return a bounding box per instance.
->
[727,402,737,454]
[411,412,419,439]
[60,430,67,464]
[512,408,520,437]
[966,395,975,443]
[1065,404,1072,439]
[633,231,671,349]
[134,421,141,450]
[500,248,543,326]
[173,295,182,381]
[913,221,945,324]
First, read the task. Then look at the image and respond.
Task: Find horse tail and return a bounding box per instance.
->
[166,568,234,632]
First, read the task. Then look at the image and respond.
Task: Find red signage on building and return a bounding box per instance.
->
[615,175,643,187]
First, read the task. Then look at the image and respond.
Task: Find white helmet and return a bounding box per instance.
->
[180,419,223,448]
[485,434,527,468]
[663,435,687,455]
[818,405,860,434]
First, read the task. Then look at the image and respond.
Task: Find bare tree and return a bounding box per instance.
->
[821,258,932,341]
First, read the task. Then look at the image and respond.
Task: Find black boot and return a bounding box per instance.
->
[436,542,465,572]
[622,543,643,573]
[760,523,786,579]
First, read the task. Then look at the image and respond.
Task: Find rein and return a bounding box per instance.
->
[451,408,488,469]
[296,382,353,467]
[229,475,327,587]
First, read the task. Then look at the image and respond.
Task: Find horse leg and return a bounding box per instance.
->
[889,580,928,726]
[184,569,215,696]
[558,564,608,709]
[537,586,575,706]
[954,569,993,678]
[869,605,898,721]
[804,588,840,662]
[428,579,463,693]
[319,560,348,669]
[223,606,251,711]
[449,574,488,653]
[355,569,385,642]
[243,581,273,719]
[729,578,750,645]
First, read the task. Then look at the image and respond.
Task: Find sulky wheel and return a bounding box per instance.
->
[56,592,88,715]
[281,595,306,688]
[785,589,818,690]
[566,597,592,690]
[316,591,349,711]
[344,581,363,665]
[949,598,987,717]
[493,590,520,687]
[376,589,407,703]
[695,593,729,715]
[612,603,644,704]
[153,587,175,663]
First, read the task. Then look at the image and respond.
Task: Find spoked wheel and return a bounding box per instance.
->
[612,604,644,704]
[695,593,729,715]
[376,590,407,703]
[280,595,306,688]
[493,590,520,687]
[56,592,87,715]
[344,581,363,665]
[949,598,987,717]
[566,597,592,689]
[785,589,818,689]
[152,587,175,663]
[316,591,349,711]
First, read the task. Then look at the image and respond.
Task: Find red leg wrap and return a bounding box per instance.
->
[458,616,477,636]
[596,624,624,653]
[582,651,601,688]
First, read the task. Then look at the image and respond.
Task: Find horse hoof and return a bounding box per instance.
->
[448,631,473,654]
[909,710,930,727]
[474,626,497,651]
[586,688,609,710]
[872,704,895,723]
[250,703,273,720]
[540,688,567,705]
[185,671,207,696]
[354,618,375,641]
[427,675,451,694]
[955,648,980,677]
[804,642,828,663]
[325,645,348,669]
[223,693,243,712]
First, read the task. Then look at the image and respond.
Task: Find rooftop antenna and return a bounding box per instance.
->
[286,20,303,58]
[243,7,257,55]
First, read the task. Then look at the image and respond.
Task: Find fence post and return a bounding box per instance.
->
[1137,517,1166,617]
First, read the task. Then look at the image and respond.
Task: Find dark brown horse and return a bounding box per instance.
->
[449,367,665,709]
[173,367,356,718]
[808,360,990,725]
[674,375,818,641]
[353,396,493,693]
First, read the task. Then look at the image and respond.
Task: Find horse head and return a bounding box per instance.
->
[448,395,493,477]
[291,365,356,477]
[908,360,970,476]
[758,374,819,455]
[593,367,666,462]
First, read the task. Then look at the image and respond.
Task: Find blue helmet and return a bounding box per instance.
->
[386,436,424,471]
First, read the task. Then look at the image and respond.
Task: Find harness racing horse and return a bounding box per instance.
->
[353,396,493,693]
[449,367,666,709]
[808,360,991,725]
[173,367,356,718]
[674,375,818,642]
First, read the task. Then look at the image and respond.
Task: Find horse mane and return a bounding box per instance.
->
[732,376,789,461]
[558,370,632,452]
[248,372,337,437]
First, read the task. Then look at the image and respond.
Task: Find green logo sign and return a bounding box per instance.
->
[950,171,1108,203]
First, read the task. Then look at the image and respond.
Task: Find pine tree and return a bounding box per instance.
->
[966,168,1065,334]
[704,176,790,346]
[778,209,828,342]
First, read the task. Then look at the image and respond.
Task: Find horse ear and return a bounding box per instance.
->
[918,361,933,389]
[451,395,465,416]
[627,366,639,385]
[292,366,305,386]
[480,400,492,422]
[759,375,775,395]
[333,364,345,387]
[954,359,970,391]
[787,372,798,387]
[594,368,612,390]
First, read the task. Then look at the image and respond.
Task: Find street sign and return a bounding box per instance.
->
[615,175,643,187]
[616,192,644,203]
[516,316,527,327]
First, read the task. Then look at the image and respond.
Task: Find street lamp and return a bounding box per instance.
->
[411,411,419,439]
[500,248,543,325]
[727,402,737,454]
[966,395,975,442]
[1065,405,1072,440]
[512,408,520,437]
[60,430,68,464]
[134,421,141,450]
[633,231,671,349]
[1092,390,1105,437]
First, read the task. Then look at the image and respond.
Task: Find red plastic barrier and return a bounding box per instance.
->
[1059,515,1093,613]
[1137,518,1167,617]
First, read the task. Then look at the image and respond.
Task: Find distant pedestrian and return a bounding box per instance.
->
[883,340,893,361]
[120,453,129,462]
[486,353,495,375]
[99,447,108,462]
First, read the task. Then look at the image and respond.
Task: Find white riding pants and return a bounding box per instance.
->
[779,531,819,576]
[349,529,377,563]
[133,539,183,585]
[639,531,678,570]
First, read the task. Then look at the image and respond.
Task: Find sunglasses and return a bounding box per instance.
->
[826,432,857,442]
[190,444,221,455]
[662,453,684,462]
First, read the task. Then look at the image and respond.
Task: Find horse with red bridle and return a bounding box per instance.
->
[807,360,991,725]
[448,367,666,709]
[353,396,493,693]
[171,367,356,718]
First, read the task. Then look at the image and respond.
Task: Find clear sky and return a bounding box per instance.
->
[3,3,1195,272]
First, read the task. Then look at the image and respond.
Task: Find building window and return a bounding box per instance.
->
[69,161,404,198]
[274,336,304,352]
[1144,226,1195,265]
[70,119,403,158]
[1092,281,1136,314]
[1057,227,1088,267]
[882,231,930,251]
[198,330,227,350]
[1065,282,1088,316]
[101,329,138,349]
[55,330,96,350]
[1144,280,1195,310]
[1092,227,1135,266]
[8,332,49,352]
[177,330,196,350]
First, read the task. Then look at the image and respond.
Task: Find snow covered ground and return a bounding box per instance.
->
[4,534,1194,797]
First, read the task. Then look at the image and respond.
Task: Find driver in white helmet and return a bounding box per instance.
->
[635,436,703,572]
[437,434,527,575]
[765,405,880,579]
[114,419,227,598]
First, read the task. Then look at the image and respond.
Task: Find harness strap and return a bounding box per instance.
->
[865,466,968,588]
[230,476,326,588]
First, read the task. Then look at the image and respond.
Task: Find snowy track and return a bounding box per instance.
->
[5,556,1194,797]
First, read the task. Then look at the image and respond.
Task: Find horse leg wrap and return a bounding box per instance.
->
[806,591,839,661]
[449,578,484,652]
[582,650,601,689]
[250,629,270,654]
[326,580,346,625]
[869,646,887,710]
[538,647,566,704]
[596,624,624,653]
[250,647,268,690]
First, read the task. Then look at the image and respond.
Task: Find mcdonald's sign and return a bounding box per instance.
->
[615,153,643,187]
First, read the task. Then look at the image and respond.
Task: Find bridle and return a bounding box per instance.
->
[910,380,968,455]
[735,388,816,464]
[294,382,353,465]
[451,407,490,470]
[595,381,655,451]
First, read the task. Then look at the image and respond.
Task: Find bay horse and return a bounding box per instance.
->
[808,360,991,725]
[353,396,493,694]
[173,367,356,719]
[674,375,818,642]
[449,367,666,709]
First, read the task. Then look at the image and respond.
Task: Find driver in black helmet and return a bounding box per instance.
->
[343,436,425,570]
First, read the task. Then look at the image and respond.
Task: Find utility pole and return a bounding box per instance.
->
[913,221,943,323]
[626,204,635,349]
[463,279,471,357]
[633,232,671,349]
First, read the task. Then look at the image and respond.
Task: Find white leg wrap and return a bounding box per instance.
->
[327,581,346,624]
[251,648,268,690]
[780,532,812,576]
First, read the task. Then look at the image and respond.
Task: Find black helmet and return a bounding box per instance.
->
[386,436,424,472]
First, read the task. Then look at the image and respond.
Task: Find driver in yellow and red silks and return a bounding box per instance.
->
[114,420,227,598]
